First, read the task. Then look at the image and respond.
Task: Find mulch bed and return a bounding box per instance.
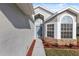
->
[42,40,79,49]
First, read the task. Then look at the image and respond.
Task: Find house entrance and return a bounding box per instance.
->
[34,14,44,39]
[36,25,42,39]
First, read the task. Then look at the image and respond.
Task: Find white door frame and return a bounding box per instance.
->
[34,18,43,39]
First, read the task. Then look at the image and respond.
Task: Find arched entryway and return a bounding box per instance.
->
[34,14,44,39]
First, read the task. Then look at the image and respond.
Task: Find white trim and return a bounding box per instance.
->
[34,23,36,38]
[56,7,79,14]
[73,19,76,39]
[34,6,54,14]
[45,7,79,23]
[57,22,61,39]
[59,13,76,39]
[59,13,76,22]
[34,18,43,39]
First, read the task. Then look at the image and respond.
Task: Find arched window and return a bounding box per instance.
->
[61,16,73,24]
[61,16,73,38]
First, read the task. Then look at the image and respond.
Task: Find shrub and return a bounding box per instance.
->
[69,44,74,48]
[54,43,58,47]
[65,44,69,48]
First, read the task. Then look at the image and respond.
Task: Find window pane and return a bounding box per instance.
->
[61,24,73,38]
[61,16,73,23]
[47,24,54,37]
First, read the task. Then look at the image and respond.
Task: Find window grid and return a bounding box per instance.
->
[61,24,73,38]
[47,24,54,37]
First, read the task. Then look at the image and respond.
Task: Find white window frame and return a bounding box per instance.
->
[46,23,55,38]
[61,24,73,38]
[59,13,76,39]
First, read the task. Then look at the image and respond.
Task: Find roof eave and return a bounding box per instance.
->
[16,3,34,16]
[45,7,79,23]
[34,6,54,15]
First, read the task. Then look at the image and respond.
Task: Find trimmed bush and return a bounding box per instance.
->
[69,44,74,48]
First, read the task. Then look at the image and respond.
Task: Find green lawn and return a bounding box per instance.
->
[44,37,79,56]
[45,48,79,56]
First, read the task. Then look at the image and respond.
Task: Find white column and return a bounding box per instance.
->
[54,23,57,39]
[73,22,76,39]
[45,24,47,37]
[57,22,61,39]
[34,25,36,39]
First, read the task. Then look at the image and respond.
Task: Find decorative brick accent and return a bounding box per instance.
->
[43,37,77,46]
[26,40,36,56]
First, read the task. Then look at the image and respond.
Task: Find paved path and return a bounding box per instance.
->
[32,39,46,56]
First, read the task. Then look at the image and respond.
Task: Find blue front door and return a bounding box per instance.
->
[36,25,42,39]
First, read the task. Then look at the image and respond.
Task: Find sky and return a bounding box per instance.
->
[33,3,79,12]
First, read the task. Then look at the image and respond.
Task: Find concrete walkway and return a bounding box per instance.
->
[32,39,46,56]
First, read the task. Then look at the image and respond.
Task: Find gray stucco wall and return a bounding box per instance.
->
[0,4,34,56]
